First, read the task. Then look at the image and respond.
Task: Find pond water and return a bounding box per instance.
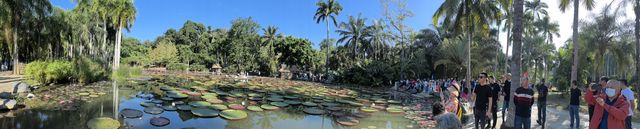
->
[0,77,417,129]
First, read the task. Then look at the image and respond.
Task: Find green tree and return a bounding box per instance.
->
[314,0,342,72]
[109,0,137,70]
[148,40,177,67]
[262,26,279,75]
[525,0,548,21]
[559,0,595,84]
[336,15,367,60]
[226,17,260,73]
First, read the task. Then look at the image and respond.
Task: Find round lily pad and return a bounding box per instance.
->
[326,106,342,111]
[189,101,211,108]
[302,102,318,107]
[167,93,189,99]
[249,97,263,101]
[161,97,174,101]
[353,112,370,118]
[140,102,156,107]
[284,95,299,99]
[120,108,143,118]
[191,108,220,117]
[206,98,224,104]
[336,116,359,126]
[87,117,120,129]
[284,100,302,105]
[360,107,379,113]
[78,92,90,96]
[176,105,192,111]
[150,117,170,127]
[247,106,263,112]
[388,100,401,104]
[162,105,177,111]
[220,110,248,120]
[321,102,339,107]
[173,101,185,105]
[270,102,289,107]
[303,107,326,115]
[386,107,404,113]
[260,104,279,110]
[267,97,284,102]
[151,100,164,104]
[228,104,245,110]
[144,106,164,115]
[89,94,99,98]
[210,104,228,110]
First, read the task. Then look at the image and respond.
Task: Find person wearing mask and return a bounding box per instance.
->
[433,102,463,129]
[514,73,534,129]
[620,79,635,129]
[486,76,501,129]
[569,80,582,129]
[502,73,512,123]
[585,80,629,129]
[536,79,549,128]
[590,76,609,121]
[472,72,493,129]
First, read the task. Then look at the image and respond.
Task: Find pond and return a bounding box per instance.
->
[0,76,420,129]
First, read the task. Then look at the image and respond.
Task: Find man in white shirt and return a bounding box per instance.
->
[620,79,635,129]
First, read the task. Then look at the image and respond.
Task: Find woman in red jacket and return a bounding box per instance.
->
[585,80,629,129]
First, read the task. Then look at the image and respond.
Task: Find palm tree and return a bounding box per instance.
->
[505,0,524,127]
[525,0,548,20]
[109,0,136,70]
[262,26,278,75]
[336,15,367,60]
[535,16,560,44]
[0,0,52,75]
[432,0,501,87]
[314,0,342,72]
[559,0,596,83]
[364,19,390,60]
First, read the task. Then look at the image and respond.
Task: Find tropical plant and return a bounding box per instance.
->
[109,0,137,70]
[559,0,596,84]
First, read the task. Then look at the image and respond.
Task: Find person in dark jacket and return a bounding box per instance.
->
[486,76,500,129]
[569,80,582,129]
[536,79,548,128]
[501,73,511,123]
[514,73,534,129]
[472,72,493,129]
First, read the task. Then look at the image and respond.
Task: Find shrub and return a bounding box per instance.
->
[111,65,143,81]
[74,57,108,84]
[189,64,207,72]
[167,63,188,71]
[24,61,48,85]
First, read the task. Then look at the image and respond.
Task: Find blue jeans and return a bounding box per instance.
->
[569,105,580,128]
[502,100,510,122]
[515,116,531,129]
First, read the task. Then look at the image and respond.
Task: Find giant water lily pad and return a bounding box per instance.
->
[302,102,318,107]
[210,104,228,110]
[220,110,248,120]
[270,102,289,107]
[167,93,189,99]
[160,97,174,101]
[151,100,164,104]
[387,100,401,104]
[247,106,263,112]
[326,106,342,111]
[206,98,224,104]
[260,104,279,110]
[360,107,379,113]
[140,102,156,107]
[120,108,143,118]
[191,108,220,117]
[303,107,326,115]
[228,104,245,110]
[336,116,359,126]
[176,105,192,111]
[162,105,177,111]
[78,92,90,96]
[150,117,170,127]
[189,101,211,108]
[386,107,404,113]
[353,112,370,118]
[284,100,302,105]
[267,97,284,102]
[144,106,164,115]
[321,102,339,107]
[87,117,120,129]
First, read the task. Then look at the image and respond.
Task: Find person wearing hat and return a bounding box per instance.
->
[443,80,462,120]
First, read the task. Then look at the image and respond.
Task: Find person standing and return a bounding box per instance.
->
[536,79,549,128]
[486,76,500,129]
[585,80,629,129]
[514,73,534,129]
[472,72,493,129]
[502,73,512,123]
[620,79,635,129]
[569,80,582,129]
[590,76,609,121]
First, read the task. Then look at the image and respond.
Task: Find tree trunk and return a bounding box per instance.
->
[326,19,330,74]
[102,21,108,67]
[570,0,580,84]
[466,30,472,90]
[635,0,640,85]
[505,28,511,73]
[12,27,18,75]
[505,0,524,127]
[113,25,122,70]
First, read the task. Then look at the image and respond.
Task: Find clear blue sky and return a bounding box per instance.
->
[50,0,444,48]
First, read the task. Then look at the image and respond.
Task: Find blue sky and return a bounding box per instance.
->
[50,0,444,49]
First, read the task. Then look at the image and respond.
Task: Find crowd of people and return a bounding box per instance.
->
[417,72,637,129]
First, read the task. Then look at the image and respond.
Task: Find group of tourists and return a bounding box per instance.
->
[425,70,639,129]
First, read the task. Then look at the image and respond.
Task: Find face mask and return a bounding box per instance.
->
[605,88,616,97]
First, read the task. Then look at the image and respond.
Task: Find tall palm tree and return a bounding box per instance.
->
[559,0,596,83]
[535,16,560,44]
[364,19,390,60]
[525,0,548,20]
[314,0,342,72]
[262,26,278,75]
[0,0,52,74]
[336,15,367,60]
[110,0,136,70]
[432,0,501,87]
[505,0,524,127]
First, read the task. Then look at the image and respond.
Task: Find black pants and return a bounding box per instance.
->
[588,105,594,121]
[626,116,632,129]
[486,105,498,129]
[475,108,488,129]
[537,101,546,127]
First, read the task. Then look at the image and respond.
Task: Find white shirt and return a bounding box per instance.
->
[621,88,635,116]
